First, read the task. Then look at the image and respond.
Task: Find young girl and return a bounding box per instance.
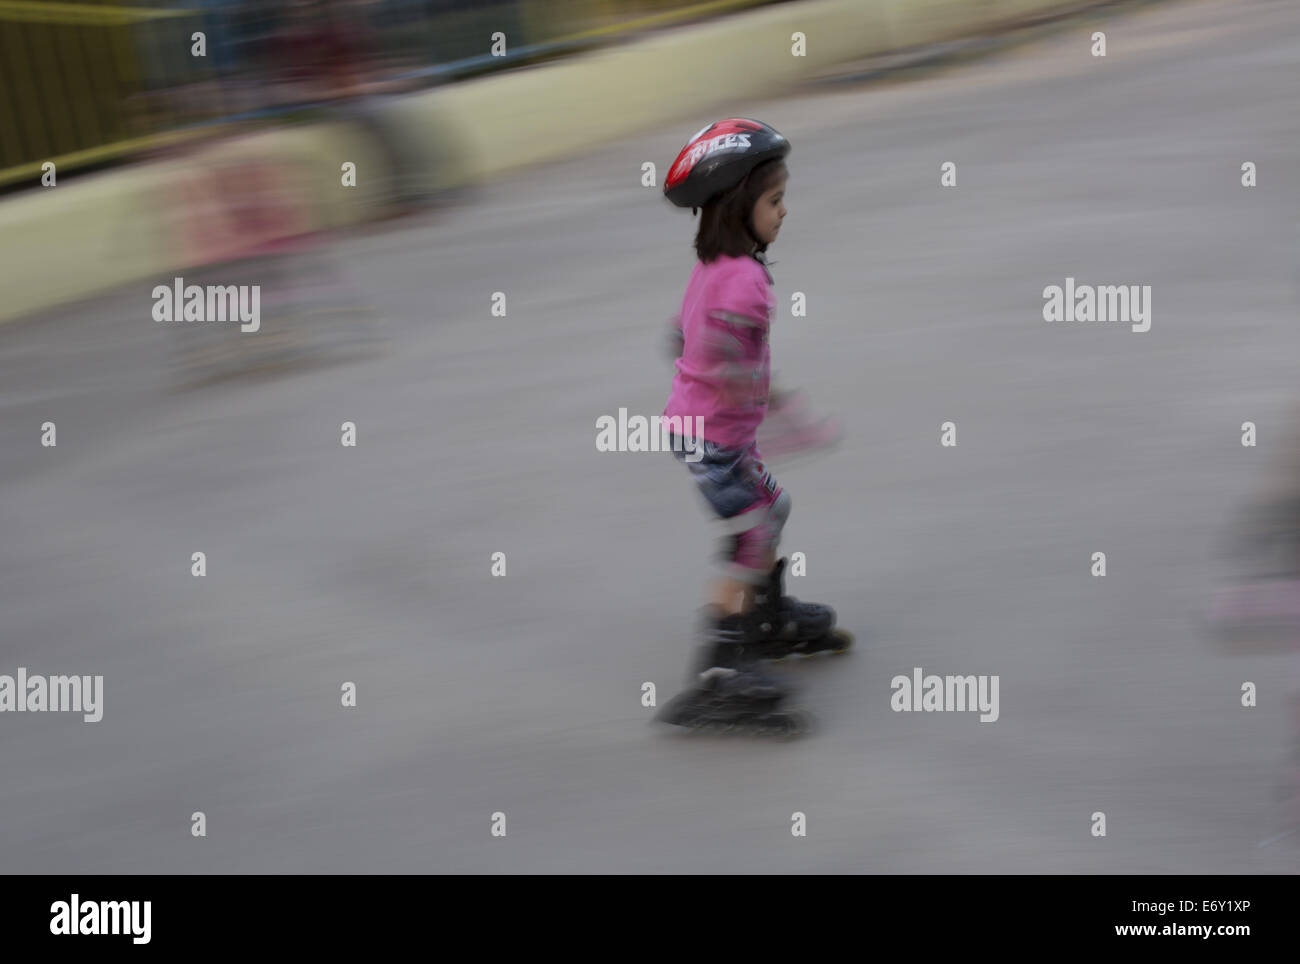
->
[656,119,852,735]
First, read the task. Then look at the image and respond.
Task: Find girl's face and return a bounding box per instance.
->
[751,174,788,247]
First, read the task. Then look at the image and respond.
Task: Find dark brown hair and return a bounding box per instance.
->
[693,158,788,263]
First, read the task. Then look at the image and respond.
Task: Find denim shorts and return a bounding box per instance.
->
[669,435,789,581]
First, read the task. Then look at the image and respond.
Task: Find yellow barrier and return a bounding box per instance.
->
[0,2,207,172]
[0,1,191,26]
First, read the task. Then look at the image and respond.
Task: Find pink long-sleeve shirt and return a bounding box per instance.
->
[663,253,775,448]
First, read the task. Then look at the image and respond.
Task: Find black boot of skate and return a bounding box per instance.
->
[655,609,811,737]
[748,558,854,661]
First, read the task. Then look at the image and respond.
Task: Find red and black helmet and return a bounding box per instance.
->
[664,118,790,210]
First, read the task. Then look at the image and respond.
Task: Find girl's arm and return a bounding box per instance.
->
[665,314,684,362]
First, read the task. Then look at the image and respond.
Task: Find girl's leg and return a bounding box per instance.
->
[729,494,787,611]
[739,548,777,611]
[710,575,749,615]
[679,438,783,613]
[709,543,775,614]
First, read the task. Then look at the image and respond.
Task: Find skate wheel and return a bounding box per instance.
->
[764,708,814,738]
[827,628,854,654]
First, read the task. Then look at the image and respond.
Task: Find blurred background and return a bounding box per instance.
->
[0,0,767,185]
[1,0,1298,873]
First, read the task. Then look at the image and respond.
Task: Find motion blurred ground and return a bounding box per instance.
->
[0,0,1296,872]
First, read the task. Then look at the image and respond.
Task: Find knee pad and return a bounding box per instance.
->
[768,489,791,535]
[726,490,790,574]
